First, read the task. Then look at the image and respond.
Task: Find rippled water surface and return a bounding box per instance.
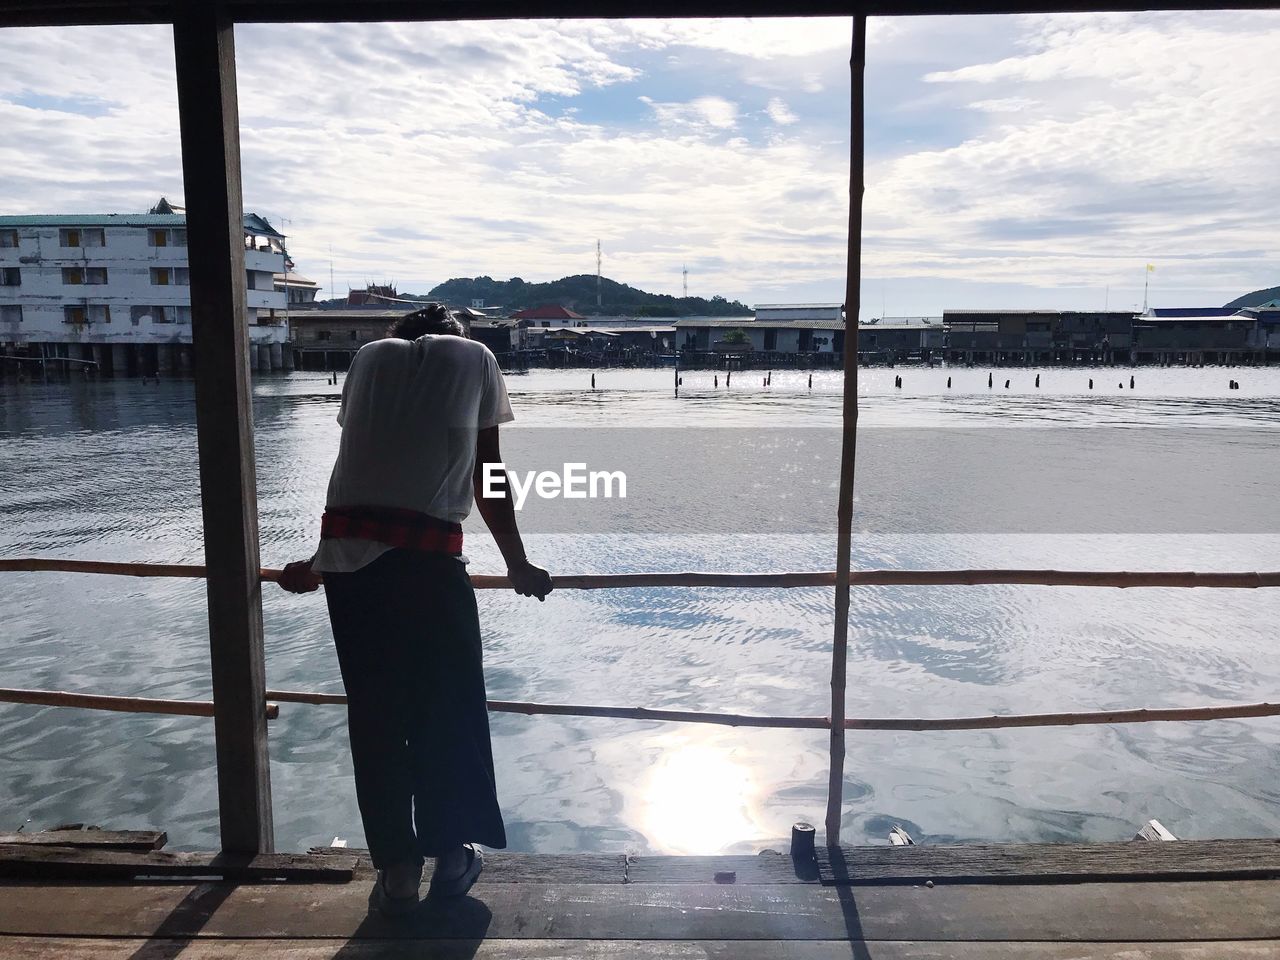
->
[2,365,1279,852]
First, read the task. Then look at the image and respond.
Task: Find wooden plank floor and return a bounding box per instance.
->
[1,846,1278,958]
[3,937,1280,959]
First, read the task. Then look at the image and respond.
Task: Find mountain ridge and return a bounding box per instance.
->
[1224,285,1280,309]
[423,274,752,317]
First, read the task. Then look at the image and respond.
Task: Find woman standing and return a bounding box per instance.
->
[280,304,551,913]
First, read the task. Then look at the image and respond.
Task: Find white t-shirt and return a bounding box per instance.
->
[312,334,514,573]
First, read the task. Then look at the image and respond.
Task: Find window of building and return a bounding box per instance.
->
[0,267,19,286]
[64,305,87,324]
[149,229,168,247]
[349,330,359,341]
[63,267,107,285]
[0,305,21,322]
[173,228,187,246]
[0,230,18,248]
[317,330,331,341]
[175,305,192,323]
[175,268,190,285]
[151,267,171,285]
[60,228,81,247]
[130,305,169,324]
[89,304,111,323]
[84,228,105,247]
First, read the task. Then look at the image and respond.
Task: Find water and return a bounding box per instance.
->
[2,365,1279,853]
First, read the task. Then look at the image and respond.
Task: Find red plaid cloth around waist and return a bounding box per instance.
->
[320,505,463,555]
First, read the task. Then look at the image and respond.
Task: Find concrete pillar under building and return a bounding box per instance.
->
[92,344,108,373]
[178,344,194,373]
[157,344,176,375]
[282,345,295,371]
[142,344,155,376]
[111,344,129,377]
[270,342,283,370]
[257,343,272,372]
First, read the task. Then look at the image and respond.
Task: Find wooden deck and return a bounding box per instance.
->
[2,835,1280,957]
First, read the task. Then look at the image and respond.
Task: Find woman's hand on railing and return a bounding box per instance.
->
[508,559,552,602]
[278,557,322,594]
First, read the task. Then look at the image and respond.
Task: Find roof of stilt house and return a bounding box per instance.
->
[511,305,587,321]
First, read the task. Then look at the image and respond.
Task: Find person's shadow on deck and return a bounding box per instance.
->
[119,879,491,960]
[329,891,493,960]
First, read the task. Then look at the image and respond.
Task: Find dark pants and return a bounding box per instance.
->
[325,548,507,868]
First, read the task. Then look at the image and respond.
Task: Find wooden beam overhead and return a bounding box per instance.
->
[1,0,1278,28]
[172,0,274,855]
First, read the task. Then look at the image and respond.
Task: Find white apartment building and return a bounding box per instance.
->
[0,199,296,375]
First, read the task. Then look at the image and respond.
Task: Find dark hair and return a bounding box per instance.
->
[389,302,466,340]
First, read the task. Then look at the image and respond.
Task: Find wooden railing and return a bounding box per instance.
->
[7,558,1280,591]
[4,559,1278,730]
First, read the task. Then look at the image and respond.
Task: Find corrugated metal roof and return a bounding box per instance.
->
[675,317,841,328]
[541,325,673,334]
[0,214,185,226]
[0,212,285,236]
[544,327,620,338]
[1141,314,1253,323]
[1148,307,1236,318]
[288,309,406,321]
[242,212,285,238]
[943,309,1061,316]
[754,303,842,309]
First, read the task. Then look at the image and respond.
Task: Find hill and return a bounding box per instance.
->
[425,274,752,317]
[1224,286,1280,309]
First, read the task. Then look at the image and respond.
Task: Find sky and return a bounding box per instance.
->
[0,13,1277,317]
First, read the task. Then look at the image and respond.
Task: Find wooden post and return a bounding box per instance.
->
[790,822,816,860]
[825,13,866,847]
[172,2,274,854]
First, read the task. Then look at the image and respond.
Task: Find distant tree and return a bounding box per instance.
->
[722,328,749,345]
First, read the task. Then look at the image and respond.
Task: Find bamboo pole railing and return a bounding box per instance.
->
[5,558,1280,590]
[0,687,279,720]
[262,689,1280,731]
[827,14,866,845]
[4,684,1274,733]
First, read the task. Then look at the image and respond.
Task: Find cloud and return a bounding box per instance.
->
[640,94,738,129]
[862,11,1280,301]
[1,12,1277,311]
[968,96,1039,113]
[765,98,798,124]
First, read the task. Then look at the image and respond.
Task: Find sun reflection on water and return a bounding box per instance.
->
[641,736,760,854]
